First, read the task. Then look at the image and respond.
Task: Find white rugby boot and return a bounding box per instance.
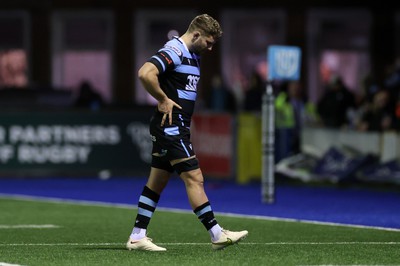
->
[126,236,166,251]
[211,228,248,250]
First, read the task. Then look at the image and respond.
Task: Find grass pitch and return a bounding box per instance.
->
[1,196,400,266]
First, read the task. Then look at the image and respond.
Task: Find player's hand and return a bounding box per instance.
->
[158,98,182,126]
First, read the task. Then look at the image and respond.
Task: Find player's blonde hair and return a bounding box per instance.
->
[187,14,223,39]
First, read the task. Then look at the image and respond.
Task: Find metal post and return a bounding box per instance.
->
[261,81,275,203]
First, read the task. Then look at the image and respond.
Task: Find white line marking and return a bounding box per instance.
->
[0,263,26,266]
[0,242,399,247]
[0,224,60,229]
[1,193,399,232]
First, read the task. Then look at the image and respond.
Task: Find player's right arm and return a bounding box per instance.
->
[138,62,182,126]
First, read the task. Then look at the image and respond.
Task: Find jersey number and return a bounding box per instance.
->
[186,75,200,91]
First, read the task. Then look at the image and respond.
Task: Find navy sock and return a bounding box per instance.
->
[134,186,160,229]
[193,201,218,230]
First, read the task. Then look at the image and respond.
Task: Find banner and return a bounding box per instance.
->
[192,113,233,178]
[267,45,302,81]
[236,113,262,184]
[311,147,378,183]
[0,111,154,176]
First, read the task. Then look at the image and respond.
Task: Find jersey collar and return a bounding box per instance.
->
[178,37,190,53]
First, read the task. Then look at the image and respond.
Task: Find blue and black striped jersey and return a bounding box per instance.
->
[148,37,201,127]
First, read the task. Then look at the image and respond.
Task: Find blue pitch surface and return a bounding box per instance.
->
[0,176,399,230]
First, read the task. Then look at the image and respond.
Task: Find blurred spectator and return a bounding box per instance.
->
[384,57,400,114]
[317,75,356,128]
[384,57,400,89]
[275,81,318,160]
[344,73,379,130]
[287,81,318,152]
[356,89,394,132]
[361,72,380,105]
[208,74,237,112]
[394,96,400,131]
[243,71,265,111]
[74,81,105,111]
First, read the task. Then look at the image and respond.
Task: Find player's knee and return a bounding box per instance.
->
[173,158,199,175]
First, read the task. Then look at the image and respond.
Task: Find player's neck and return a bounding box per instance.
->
[180,33,193,52]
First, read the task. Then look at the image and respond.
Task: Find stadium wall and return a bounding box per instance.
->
[1,111,400,182]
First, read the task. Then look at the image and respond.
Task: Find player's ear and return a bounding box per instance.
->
[192,31,201,41]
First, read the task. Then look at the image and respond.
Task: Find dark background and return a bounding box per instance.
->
[0,0,398,107]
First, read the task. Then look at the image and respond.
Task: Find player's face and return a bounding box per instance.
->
[191,34,216,54]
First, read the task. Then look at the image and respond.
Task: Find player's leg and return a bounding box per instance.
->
[174,160,208,208]
[132,166,172,235]
[127,156,173,251]
[173,157,248,250]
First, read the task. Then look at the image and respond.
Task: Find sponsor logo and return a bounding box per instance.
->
[165,45,182,56]
[160,52,172,65]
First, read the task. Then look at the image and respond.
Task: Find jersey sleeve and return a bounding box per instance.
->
[148,44,183,74]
